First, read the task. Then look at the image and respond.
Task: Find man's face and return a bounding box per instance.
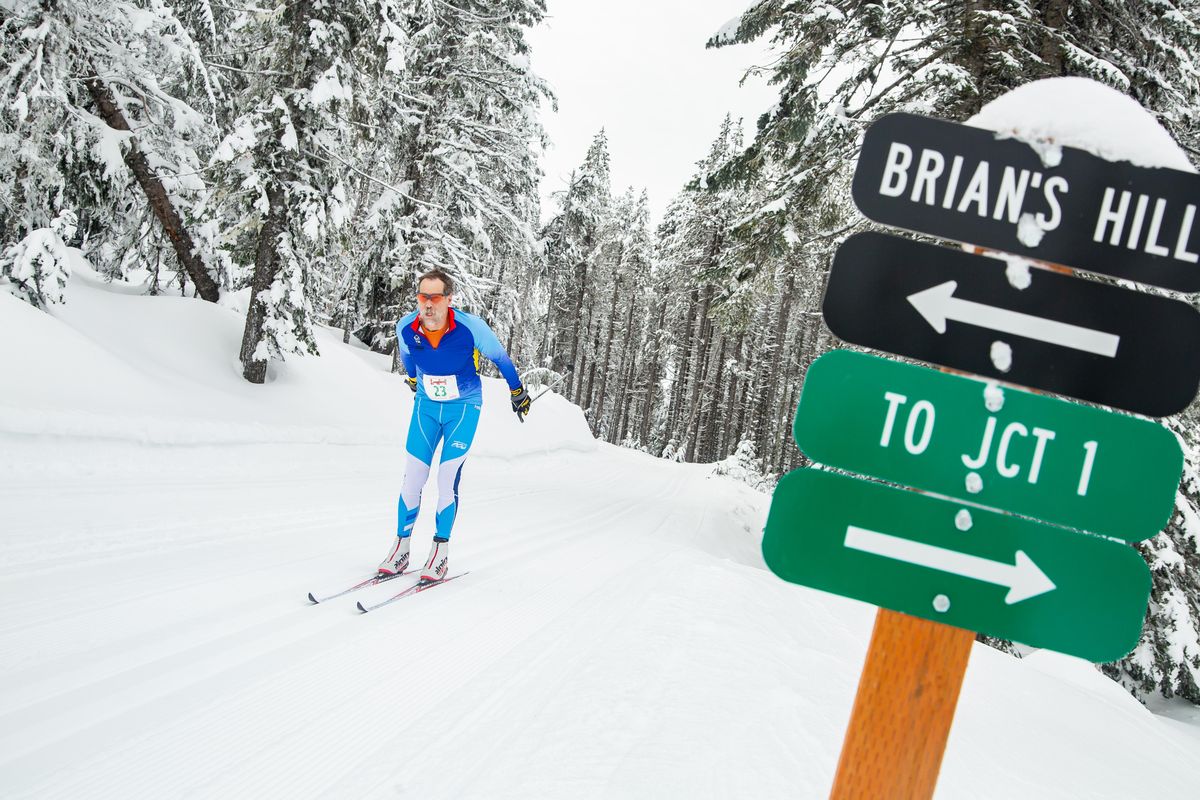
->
[417,277,452,330]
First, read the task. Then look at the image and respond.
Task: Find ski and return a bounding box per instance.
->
[307,568,412,604]
[356,572,470,613]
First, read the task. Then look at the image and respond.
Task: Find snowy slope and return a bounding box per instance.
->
[0,256,596,455]
[2,269,1199,798]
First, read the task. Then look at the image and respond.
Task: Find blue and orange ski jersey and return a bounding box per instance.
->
[395,308,521,403]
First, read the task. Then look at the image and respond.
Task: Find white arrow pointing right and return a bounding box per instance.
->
[907,280,1121,358]
[844,525,1057,604]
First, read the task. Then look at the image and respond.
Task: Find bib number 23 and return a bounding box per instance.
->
[423,374,460,401]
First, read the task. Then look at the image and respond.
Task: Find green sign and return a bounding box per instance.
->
[763,468,1151,663]
[794,350,1182,541]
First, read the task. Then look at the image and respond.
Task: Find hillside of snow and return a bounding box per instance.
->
[2,266,1200,798]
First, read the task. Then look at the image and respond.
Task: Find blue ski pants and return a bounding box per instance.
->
[397,395,481,541]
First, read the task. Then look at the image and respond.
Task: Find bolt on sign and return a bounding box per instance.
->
[763,467,1152,664]
[793,350,1183,542]
[851,112,1200,292]
[822,231,1200,417]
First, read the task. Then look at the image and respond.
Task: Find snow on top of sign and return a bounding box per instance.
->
[967,77,1195,173]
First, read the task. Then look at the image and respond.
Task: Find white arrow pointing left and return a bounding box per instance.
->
[844,525,1056,604]
[907,280,1121,358]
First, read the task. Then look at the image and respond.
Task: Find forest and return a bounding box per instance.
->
[2,0,1199,706]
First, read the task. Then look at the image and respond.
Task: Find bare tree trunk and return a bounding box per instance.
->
[341,267,360,345]
[239,182,287,384]
[1039,0,1068,75]
[735,314,763,455]
[486,258,508,320]
[612,298,639,441]
[538,267,559,366]
[754,296,786,458]
[583,292,606,413]
[715,331,745,457]
[640,300,668,448]
[698,332,727,461]
[960,0,1004,118]
[592,268,623,433]
[568,257,592,399]
[83,74,219,302]
[681,285,714,461]
[666,288,700,435]
[770,375,797,474]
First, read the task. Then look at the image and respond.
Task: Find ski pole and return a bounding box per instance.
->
[516,372,565,423]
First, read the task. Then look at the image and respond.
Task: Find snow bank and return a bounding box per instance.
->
[0,256,595,457]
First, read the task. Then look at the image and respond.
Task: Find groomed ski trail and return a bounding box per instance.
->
[4,439,1200,799]
[0,441,762,798]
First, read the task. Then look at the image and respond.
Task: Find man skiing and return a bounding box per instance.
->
[378,268,531,582]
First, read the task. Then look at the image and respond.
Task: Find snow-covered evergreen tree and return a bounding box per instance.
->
[592,188,653,443]
[650,116,760,463]
[0,209,76,307]
[703,1,1200,707]
[0,0,224,304]
[204,1,368,381]
[539,129,612,385]
[1104,419,1200,704]
[707,0,1200,288]
[710,439,775,492]
[381,0,550,314]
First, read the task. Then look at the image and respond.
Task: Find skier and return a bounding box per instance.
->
[378,268,531,582]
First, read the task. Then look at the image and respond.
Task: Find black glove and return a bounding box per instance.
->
[511,385,531,420]
[405,375,417,393]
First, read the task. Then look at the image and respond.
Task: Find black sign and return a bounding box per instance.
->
[852,113,1200,292]
[823,232,1200,417]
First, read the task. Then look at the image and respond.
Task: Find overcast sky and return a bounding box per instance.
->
[526,1,780,226]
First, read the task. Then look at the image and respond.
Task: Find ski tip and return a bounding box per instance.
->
[356,601,368,613]
[307,592,319,604]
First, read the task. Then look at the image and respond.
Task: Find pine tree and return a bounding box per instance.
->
[0,0,224,305]
[216,1,355,382]
[707,0,1200,288]
[709,1,1200,707]
[540,129,612,387]
[600,189,653,442]
[649,117,754,462]
[1103,417,1200,704]
[0,210,76,307]
[382,0,550,312]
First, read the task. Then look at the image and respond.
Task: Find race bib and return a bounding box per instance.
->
[422,374,460,401]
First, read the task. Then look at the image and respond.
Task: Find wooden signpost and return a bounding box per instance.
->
[764,110,1200,799]
[830,611,973,800]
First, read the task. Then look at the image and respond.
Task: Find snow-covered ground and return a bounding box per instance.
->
[2,266,1200,798]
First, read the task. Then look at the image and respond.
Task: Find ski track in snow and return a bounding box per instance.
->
[0,440,772,798]
[4,262,1200,795]
[5,436,1199,799]
[5,443,1200,797]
